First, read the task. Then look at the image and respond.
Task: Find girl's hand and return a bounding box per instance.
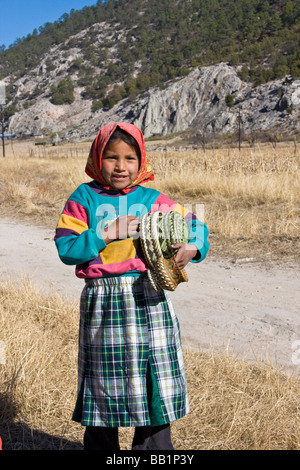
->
[171,243,198,270]
[102,215,139,244]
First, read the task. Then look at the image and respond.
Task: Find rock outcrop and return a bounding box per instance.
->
[7,63,300,141]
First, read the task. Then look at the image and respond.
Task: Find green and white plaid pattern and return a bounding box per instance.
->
[72,275,189,427]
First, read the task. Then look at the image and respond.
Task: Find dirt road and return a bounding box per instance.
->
[0,217,299,376]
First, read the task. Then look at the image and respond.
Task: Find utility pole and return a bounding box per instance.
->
[0,82,6,158]
[0,82,6,157]
[238,106,242,152]
[239,107,241,152]
[0,106,5,158]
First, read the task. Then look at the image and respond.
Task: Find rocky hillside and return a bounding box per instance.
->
[1,0,299,142]
[6,62,300,142]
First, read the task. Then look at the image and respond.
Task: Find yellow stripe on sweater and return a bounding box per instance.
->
[56,214,89,234]
[173,203,190,218]
[100,238,138,264]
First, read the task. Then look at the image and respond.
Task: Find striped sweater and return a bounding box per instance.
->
[54,181,209,278]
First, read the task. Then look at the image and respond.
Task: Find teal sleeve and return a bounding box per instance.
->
[187,219,210,263]
[55,229,107,266]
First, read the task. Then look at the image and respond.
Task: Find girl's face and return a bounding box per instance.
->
[101,138,140,191]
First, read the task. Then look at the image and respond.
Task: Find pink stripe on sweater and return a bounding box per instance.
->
[150,193,176,213]
[63,200,88,224]
[76,259,147,278]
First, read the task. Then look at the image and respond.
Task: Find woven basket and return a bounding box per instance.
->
[139,211,189,291]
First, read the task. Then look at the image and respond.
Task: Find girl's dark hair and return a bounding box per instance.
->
[107,128,141,162]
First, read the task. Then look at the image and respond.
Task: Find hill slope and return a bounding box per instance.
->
[1,0,300,140]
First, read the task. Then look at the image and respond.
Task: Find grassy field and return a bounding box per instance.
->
[0,139,299,262]
[0,277,299,450]
[0,139,299,450]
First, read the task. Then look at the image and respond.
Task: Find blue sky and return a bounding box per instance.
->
[0,0,98,49]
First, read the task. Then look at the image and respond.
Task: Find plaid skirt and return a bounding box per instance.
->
[72,274,189,427]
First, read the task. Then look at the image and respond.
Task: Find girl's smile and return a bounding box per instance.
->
[101,139,140,191]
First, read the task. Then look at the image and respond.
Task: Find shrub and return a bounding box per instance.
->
[225,94,234,108]
[50,77,75,105]
[91,99,103,113]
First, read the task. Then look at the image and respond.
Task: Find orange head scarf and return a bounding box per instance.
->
[85,122,154,193]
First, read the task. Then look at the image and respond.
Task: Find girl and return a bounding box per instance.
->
[55,122,209,450]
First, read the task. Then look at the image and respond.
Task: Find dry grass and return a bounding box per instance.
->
[148,143,300,261]
[0,276,299,450]
[0,139,299,262]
